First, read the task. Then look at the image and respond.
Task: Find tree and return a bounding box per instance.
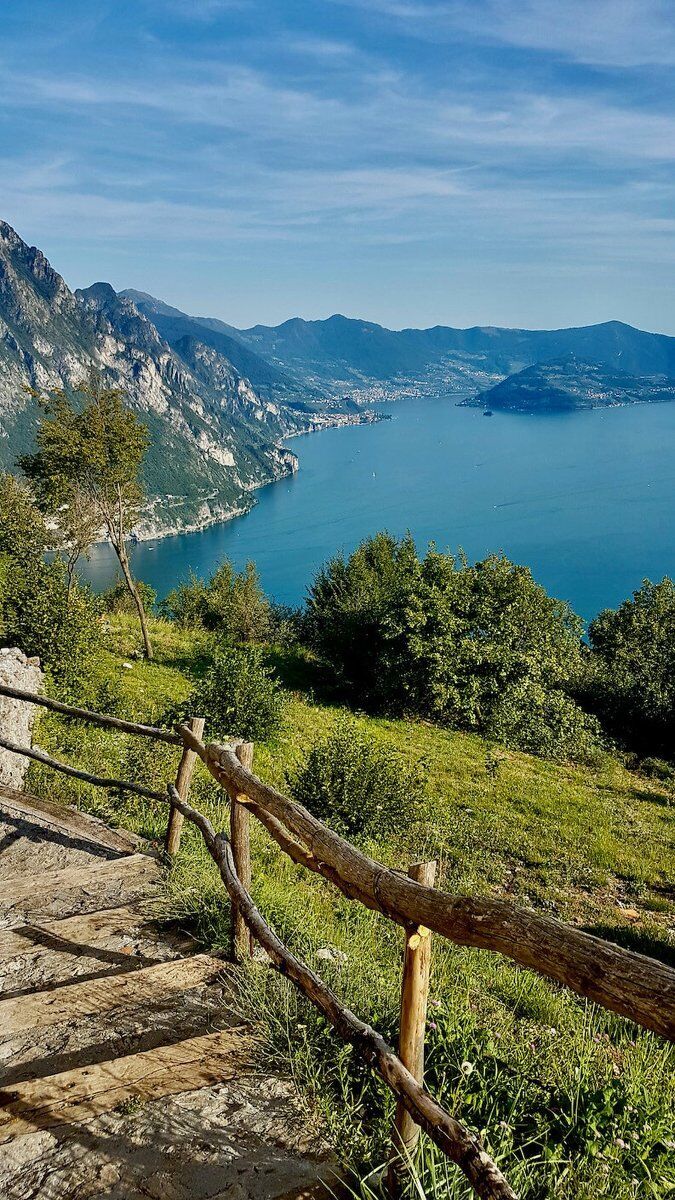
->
[20,378,154,658]
[162,559,271,642]
[587,578,675,756]
[0,474,100,701]
[305,534,600,761]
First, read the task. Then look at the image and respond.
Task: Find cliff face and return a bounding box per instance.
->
[0,222,331,539]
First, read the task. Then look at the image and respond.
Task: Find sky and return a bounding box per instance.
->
[1,0,674,332]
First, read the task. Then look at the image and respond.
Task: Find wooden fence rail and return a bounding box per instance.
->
[2,680,674,1200]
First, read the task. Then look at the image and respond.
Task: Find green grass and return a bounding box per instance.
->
[27,613,675,1200]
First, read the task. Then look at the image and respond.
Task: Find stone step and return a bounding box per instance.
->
[0,903,194,998]
[0,853,163,927]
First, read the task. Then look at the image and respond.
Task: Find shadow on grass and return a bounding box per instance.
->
[265,645,342,700]
[582,922,675,969]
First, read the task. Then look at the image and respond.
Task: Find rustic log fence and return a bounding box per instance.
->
[1,680,674,1200]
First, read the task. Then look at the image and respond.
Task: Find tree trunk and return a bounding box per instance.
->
[114,539,153,660]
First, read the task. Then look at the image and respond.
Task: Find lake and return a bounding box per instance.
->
[80,395,675,622]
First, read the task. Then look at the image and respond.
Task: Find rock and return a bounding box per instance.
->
[0,649,43,790]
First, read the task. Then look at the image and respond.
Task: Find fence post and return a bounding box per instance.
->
[230,741,254,963]
[387,859,437,1196]
[164,716,205,857]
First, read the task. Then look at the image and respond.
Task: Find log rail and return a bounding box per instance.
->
[1,681,674,1200]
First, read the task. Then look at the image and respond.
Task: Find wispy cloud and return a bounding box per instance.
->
[0,0,673,328]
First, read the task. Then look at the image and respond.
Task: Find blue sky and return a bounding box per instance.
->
[1,0,674,332]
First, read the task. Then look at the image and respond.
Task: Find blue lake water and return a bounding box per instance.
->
[80,395,675,622]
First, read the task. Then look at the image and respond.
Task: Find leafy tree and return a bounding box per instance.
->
[162,559,271,642]
[0,474,100,700]
[587,578,675,756]
[20,378,154,658]
[305,533,599,761]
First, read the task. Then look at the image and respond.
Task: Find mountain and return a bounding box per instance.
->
[463,356,675,413]
[0,222,355,539]
[121,290,313,405]
[224,313,675,400]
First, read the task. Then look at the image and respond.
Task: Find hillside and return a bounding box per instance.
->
[463,357,675,412]
[121,293,675,404]
[227,314,675,400]
[27,611,675,1200]
[0,223,355,539]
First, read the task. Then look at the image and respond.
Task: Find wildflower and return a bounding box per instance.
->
[460,1060,474,1076]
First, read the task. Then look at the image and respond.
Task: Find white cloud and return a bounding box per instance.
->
[333,0,675,67]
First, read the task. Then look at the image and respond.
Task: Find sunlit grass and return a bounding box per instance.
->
[26,612,675,1199]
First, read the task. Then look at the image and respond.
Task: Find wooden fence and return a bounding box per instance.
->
[1,680,674,1200]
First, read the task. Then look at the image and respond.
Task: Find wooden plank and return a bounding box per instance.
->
[0,953,223,1036]
[0,854,162,923]
[0,785,142,856]
[0,853,158,907]
[0,904,190,969]
[0,1027,256,1142]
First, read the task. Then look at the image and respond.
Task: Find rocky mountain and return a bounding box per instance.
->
[463,356,675,413]
[121,290,312,405]
[231,314,675,399]
[128,300,675,404]
[0,222,354,539]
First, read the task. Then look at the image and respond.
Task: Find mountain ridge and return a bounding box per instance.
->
[0,222,358,540]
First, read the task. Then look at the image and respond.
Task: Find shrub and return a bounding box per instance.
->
[487,678,604,764]
[0,474,101,702]
[102,577,157,615]
[286,715,427,840]
[305,533,598,761]
[586,578,675,757]
[186,644,284,742]
[162,560,271,642]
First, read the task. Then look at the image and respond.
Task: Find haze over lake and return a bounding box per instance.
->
[81,396,675,622]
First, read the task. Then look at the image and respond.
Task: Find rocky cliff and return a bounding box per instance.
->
[0,222,357,539]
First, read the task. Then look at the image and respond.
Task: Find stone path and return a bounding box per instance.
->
[0,784,333,1200]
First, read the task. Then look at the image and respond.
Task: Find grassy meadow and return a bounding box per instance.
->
[27,612,675,1200]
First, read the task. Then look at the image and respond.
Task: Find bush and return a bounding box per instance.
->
[305,533,598,761]
[185,644,284,742]
[586,578,675,757]
[487,678,604,764]
[162,560,271,643]
[286,715,427,840]
[0,474,101,702]
[102,577,157,615]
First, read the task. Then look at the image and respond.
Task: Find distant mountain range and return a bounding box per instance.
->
[464,356,675,413]
[2,218,675,538]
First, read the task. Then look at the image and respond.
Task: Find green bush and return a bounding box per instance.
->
[487,678,604,764]
[586,578,675,756]
[286,715,427,840]
[305,533,599,761]
[185,644,284,742]
[0,474,101,702]
[162,560,271,642]
[102,577,157,615]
